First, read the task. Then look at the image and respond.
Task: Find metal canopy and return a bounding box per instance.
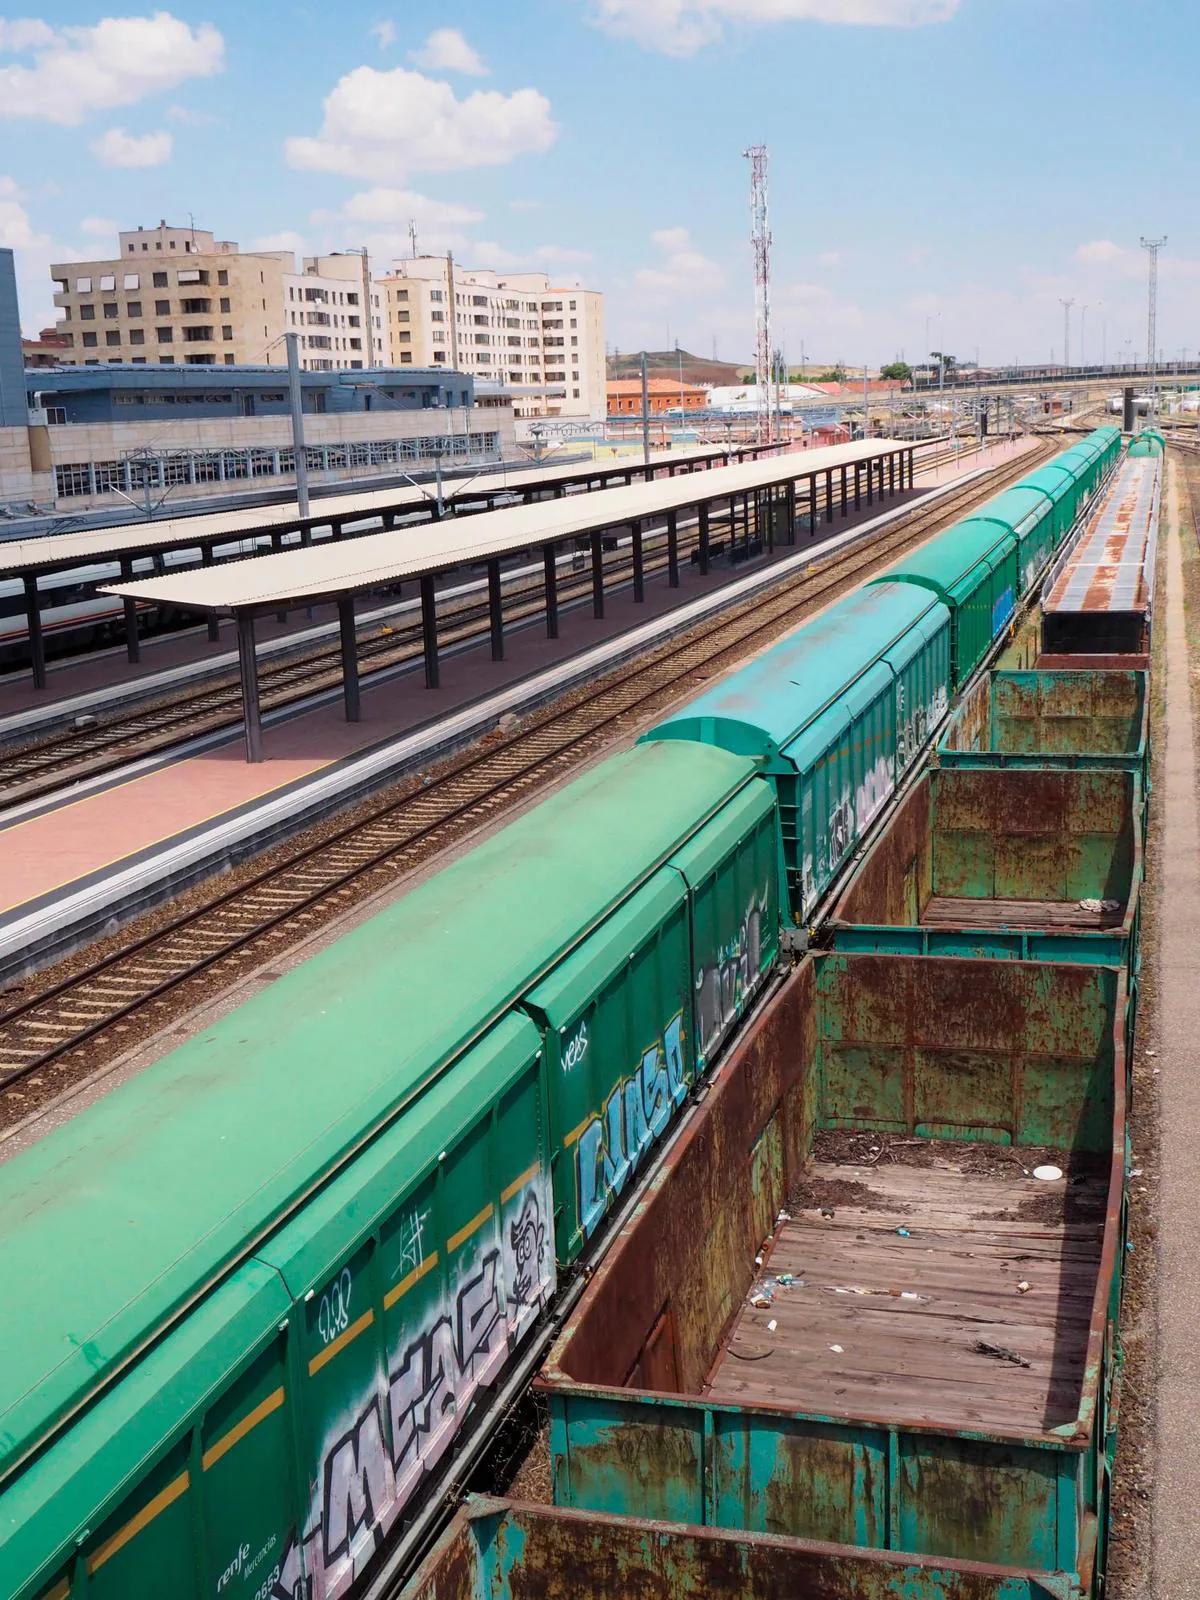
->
[103,440,909,618]
[0,440,766,578]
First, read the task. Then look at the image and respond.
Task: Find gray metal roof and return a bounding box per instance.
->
[1044,455,1160,615]
[0,441,753,578]
[103,439,905,617]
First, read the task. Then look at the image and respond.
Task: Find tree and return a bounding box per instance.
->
[880,361,912,382]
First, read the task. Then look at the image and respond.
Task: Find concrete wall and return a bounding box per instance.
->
[0,249,26,429]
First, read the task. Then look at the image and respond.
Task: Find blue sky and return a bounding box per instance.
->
[1,0,1196,368]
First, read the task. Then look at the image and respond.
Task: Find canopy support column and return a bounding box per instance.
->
[841,464,849,516]
[270,532,286,622]
[338,597,360,723]
[631,520,644,602]
[908,446,915,488]
[698,503,710,573]
[23,574,45,691]
[808,476,818,538]
[236,612,263,763]
[826,469,834,521]
[867,457,875,506]
[889,453,896,495]
[201,546,220,641]
[119,555,140,664]
[854,462,862,510]
[667,509,680,587]
[786,481,796,544]
[420,575,439,689]
[543,545,559,638]
[487,558,504,661]
[591,532,605,619]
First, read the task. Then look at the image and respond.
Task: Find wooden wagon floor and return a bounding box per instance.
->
[703,1159,1107,1437]
[922,894,1125,930]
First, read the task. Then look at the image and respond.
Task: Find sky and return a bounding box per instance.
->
[0,0,1197,369]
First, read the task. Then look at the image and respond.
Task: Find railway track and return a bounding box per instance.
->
[0,442,975,807]
[0,440,1053,1108]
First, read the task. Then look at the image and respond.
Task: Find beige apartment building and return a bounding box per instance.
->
[50,225,388,373]
[375,256,605,420]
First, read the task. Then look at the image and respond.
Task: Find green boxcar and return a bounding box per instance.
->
[869,522,1018,687]
[647,582,951,923]
[0,740,781,1600]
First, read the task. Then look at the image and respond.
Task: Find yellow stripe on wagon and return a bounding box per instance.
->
[202,1387,286,1471]
[448,1203,494,1253]
[500,1163,541,1204]
[307,1309,375,1376]
[86,1471,190,1573]
[384,1251,439,1308]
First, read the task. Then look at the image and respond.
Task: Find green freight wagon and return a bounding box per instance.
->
[939,669,1149,779]
[827,765,1143,967]
[646,581,951,924]
[0,740,781,1600]
[401,1497,1065,1600]
[539,953,1127,1599]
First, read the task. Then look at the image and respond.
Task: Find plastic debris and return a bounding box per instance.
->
[1131,1168,1143,1177]
[1078,897,1120,913]
[750,1292,772,1308]
[777,1273,795,1286]
[830,1344,844,1354]
[754,1254,763,1266]
[1016,1280,1032,1294]
[819,1206,835,1220]
[776,1210,792,1224]
[974,1340,1032,1369]
[1033,1164,1064,1182]
[767,1319,778,1333]
[900,1291,920,1301]
[896,1226,911,1238]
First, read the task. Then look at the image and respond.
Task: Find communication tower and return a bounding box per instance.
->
[743,144,772,442]
[1140,236,1166,409]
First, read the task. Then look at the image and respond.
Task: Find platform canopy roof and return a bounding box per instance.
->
[0,440,759,578]
[104,439,909,618]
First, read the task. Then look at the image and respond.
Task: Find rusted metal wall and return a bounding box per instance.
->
[402,1497,1063,1599]
[538,954,1127,1590]
[939,670,1147,771]
[544,962,814,1395]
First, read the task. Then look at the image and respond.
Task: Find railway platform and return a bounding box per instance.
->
[0,437,1037,984]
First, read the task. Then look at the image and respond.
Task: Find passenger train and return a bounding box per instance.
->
[0,428,1122,1600]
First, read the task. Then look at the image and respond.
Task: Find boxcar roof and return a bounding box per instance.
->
[647,581,945,762]
[0,738,755,1480]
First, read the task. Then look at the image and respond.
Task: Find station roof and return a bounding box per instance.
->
[0,440,761,579]
[104,439,907,618]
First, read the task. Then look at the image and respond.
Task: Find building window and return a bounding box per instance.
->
[127,301,143,318]
[154,298,169,315]
[132,356,146,364]
[181,297,211,314]
[570,318,577,329]
[81,331,98,347]
[222,325,233,340]
[160,354,175,363]
[183,325,214,342]
[400,351,412,363]
[433,350,446,362]
[224,353,235,364]
[75,276,92,292]
[99,273,115,291]
[397,288,409,301]
[573,387,580,398]
[186,353,216,364]
[123,273,139,290]
[105,330,121,346]
[153,271,168,287]
[103,302,119,318]
[141,242,148,251]
[220,296,231,313]
[157,327,174,343]
[130,328,145,345]
[79,303,95,320]
[569,300,576,310]
[218,269,228,285]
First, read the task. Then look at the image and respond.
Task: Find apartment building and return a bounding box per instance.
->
[375,256,605,420]
[49,225,390,374]
[50,223,291,368]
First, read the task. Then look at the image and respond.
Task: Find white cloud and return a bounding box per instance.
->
[0,179,46,249]
[634,227,725,297]
[80,215,117,237]
[334,187,485,228]
[816,249,841,266]
[590,0,957,54]
[285,66,556,180]
[166,101,220,126]
[472,238,593,272]
[410,26,487,75]
[91,126,173,167]
[371,19,397,49]
[0,13,223,125]
[252,230,308,257]
[1076,239,1127,267]
[778,279,865,332]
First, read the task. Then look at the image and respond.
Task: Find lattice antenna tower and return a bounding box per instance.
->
[1058,298,1074,369]
[744,144,772,442]
[1140,235,1166,406]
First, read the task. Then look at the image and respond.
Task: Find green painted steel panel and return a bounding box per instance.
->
[939,670,1148,775]
[0,737,754,1486]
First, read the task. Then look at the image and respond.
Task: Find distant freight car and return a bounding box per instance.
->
[0,740,779,1600]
